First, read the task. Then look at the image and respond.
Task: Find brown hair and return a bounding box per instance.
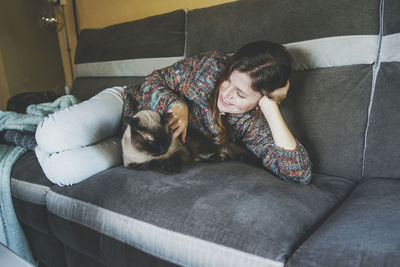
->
[211,40,293,145]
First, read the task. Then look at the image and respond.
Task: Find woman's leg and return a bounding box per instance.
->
[35,86,125,185]
[36,86,124,153]
[35,136,122,186]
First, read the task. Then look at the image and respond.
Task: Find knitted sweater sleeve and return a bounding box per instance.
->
[136,51,222,113]
[234,112,312,184]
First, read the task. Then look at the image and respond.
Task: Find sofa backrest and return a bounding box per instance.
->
[363,0,400,179]
[71,10,186,101]
[186,0,380,57]
[186,0,381,180]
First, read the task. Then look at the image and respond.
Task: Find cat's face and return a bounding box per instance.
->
[125,110,172,157]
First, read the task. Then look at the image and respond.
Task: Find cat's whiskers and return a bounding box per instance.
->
[141,161,151,170]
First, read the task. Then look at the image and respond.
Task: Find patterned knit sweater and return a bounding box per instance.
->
[124,51,312,184]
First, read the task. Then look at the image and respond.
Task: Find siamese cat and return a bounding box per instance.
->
[121,110,261,174]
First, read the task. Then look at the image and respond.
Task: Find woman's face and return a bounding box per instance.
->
[217,70,262,114]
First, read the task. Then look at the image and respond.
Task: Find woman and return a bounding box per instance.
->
[35,40,311,185]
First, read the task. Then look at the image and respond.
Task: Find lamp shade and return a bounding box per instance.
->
[38,2,64,32]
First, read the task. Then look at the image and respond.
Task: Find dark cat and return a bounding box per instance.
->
[121,110,261,174]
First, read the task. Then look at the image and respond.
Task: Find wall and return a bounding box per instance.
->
[0,51,9,110]
[58,0,237,87]
[75,0,237,30]
[0,0,65,110]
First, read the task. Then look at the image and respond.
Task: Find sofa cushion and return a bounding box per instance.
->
[363,0,400,178]
[70,77,145,101]
[186,0,380,56]
[72,10,186,101]
[11,151,52,188]
[74,9,186,64]
[73,9,186,86]
[364,63,400,178]
[46,162,356,266]
[281,64,373,179]
[286,178,400,267]
[382,0,400,36]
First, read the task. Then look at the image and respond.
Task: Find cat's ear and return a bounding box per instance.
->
[123,90,139,114]
[124,116,140,127]
[161,113,172,125]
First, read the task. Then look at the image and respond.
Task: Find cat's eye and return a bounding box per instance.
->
[143,134,154,141]
[137,130,154,141]
[147,140,155,146]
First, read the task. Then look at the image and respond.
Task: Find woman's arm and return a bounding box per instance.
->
[137,51,224,113]
[258,96,297,150]
[231,80,312,184]
[237,111,312,184]
[129,51,225,142]
[257,81,311,183]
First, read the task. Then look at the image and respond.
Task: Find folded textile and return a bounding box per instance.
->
[0,95,78,265]
[26,95,78,117]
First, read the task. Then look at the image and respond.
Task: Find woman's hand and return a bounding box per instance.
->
[258,80,297,150]
[168,103,188,142]
[258,80,290,116]
[268,80,290,104]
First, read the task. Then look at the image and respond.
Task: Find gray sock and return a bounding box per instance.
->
[0,129,37,150]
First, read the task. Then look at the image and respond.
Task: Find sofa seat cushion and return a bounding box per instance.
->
[287,178,400,267]
[11,151,54,235]
[46,162,356,266]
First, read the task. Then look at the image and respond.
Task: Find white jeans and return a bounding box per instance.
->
[35,87,125,186]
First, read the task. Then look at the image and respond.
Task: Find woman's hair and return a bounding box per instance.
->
[211,40,293,144]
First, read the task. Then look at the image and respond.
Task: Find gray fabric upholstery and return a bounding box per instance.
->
[21,223,68,267]
[11,152,53,235]
[383,0,400,35]
[47,162,355,265]
[12,198,52,236]
[11,151,52,187]
[286,178,400,267]
[56,219,179,267]
[64,246,107,267]
[186,0,380,56]
[70,77,145,101]
[74,10,186,64]
[364,63,400,178]
[281,65,373,179]
[363,0,399,178]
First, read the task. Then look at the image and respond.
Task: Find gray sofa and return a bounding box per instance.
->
[10,0,400,266]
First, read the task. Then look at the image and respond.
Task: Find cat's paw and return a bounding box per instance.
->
[208,154,222,162]
[236,151,251,162]
[209,152,231,162]
[161,161,182,174]
[126,163,147,171]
